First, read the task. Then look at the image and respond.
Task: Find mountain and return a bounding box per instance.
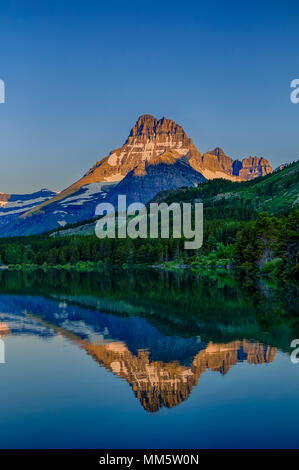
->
[0,114,274,237]
[0,189,57,233]
[0,115,203,236]
[71,114,198,187]
[71,116,272,185]
[26,114,200,210]
[237,156,273,180]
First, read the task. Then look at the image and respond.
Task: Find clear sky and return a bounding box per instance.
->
[0,0,298,193]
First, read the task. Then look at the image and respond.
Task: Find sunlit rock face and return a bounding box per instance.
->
[189,148,273,181]
[0,193,10,207]
[237,156,273,180]
[189,147,239,181]
[0,321,10,336]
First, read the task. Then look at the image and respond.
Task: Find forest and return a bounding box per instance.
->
[0,161,298,285]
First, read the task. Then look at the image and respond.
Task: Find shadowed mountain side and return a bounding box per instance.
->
[0,183,115,237]
[105,151,206,206]
[0,189,57,232]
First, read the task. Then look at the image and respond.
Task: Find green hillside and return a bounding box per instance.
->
[153,160,299,215]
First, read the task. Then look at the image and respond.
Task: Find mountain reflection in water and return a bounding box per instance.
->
[0,269,298,448]
[0,276,280,412]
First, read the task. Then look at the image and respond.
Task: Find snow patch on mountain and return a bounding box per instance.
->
[59,182,110,207]
[0,189,57,217]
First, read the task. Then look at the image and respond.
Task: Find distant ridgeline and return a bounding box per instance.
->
[0,161,297,284]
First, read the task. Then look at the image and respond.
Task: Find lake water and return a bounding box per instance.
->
[0,269,298,449]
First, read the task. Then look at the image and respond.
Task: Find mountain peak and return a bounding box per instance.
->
[136,113,155,124]
[238,155,273,180]
[208,147,227,157]
[125,114,190,146]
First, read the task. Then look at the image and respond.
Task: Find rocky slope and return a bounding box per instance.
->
[237,156,273,180]
[105,149,206,206]
[189,147,272,181]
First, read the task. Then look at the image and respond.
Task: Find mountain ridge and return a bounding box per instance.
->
[0,114,276,236]
[0,189,57,233]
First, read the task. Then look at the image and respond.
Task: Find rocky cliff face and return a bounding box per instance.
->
[237,156,273,180]
[205,147,235,174]
[189,147,273,181]
[189,147,239,181]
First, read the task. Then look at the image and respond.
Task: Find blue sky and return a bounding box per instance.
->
[0,0,298,193]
